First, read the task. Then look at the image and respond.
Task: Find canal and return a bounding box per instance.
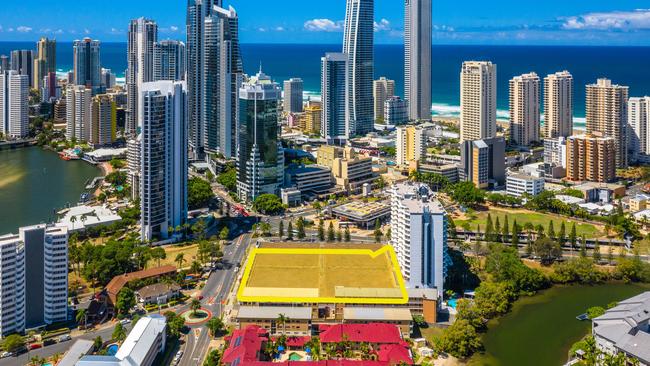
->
[470,283,650,366]
[0,147,100,234]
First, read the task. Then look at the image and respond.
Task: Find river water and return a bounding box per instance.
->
[471,283,650,366]
[0,147,100,234]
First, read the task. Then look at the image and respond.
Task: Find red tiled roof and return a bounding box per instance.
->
[105,265,177,304]
[271,336,311,348]
[222,326,269,364]
[376,344,412,364]
[243,362,392,366]
[319,324,403,344]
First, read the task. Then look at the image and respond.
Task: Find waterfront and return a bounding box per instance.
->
[0,147,100,234]
[470,283,650,366]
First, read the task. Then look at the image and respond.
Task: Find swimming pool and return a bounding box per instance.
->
[288,352,303,361]
[447,298,458,309]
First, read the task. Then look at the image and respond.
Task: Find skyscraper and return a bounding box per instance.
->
[10,50,34,89]
[33,37,56,90]
[90,94,116,148]
[628,97,650,163]
[0,55,8,72]
[586,78,629,168]
[283,78,304,113]
[404,0,432,121]
[385,96,409,126]
[187,0,221,159]
[66,85,92,141]
[373,77,395,123]
[236,70,284,202]
[544,71,573,138]
[0,224,68,336]
[390,182,448,293]
[509,72,540,146]
[321,53,348,144]
[154,40,186,82]
[101,68,117,89]
[204,4,242,159]
[73,38,102,95]
[0,70,29,139]
[127,18,158,135]
[460,137,506,189]
[140,81,188,241]
[460,61,496,142]
[343,0,374,137]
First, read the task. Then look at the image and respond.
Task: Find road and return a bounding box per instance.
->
[177,231,253,366]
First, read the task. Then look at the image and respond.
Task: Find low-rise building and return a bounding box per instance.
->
[76,314,167,366]
[284,164,334,199]
[280,188,302,207]
[592,292,650,365]
[460,137,506,189]
[331,201,391,229]
[506,173,545,197]
[105,266,177,306]
[136,283,181,305]
[317,146,376,194]
[413,162,459,184]
[630,196,648,212]
[573,182,626,203]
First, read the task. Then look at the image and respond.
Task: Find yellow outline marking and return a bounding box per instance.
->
[236,246,409,304]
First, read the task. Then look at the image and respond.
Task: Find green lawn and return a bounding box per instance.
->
[456,208,603,239]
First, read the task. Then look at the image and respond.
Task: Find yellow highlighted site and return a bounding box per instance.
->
[237,244,409,304]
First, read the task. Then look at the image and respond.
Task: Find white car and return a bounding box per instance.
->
[120,319,131,325]
[0,352,11,358]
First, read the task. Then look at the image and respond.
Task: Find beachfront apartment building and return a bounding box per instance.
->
[284,78,304,114]
[0,224,68,337]
[373,77,395,123]
[0,70,29,139]
[628,97,650,164]
[127,18,158,135]
[321,52,349,144]
[460,61,497,142]
[586,78,629,168]
[509,72,540,146]
[404,0,432,121]
[544,71,574,138]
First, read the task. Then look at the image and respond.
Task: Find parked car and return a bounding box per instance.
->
[28,344,42,351]
[0,352,11,358]
[120,319,131,325]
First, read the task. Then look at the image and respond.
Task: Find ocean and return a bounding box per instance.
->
[2,42,650,127]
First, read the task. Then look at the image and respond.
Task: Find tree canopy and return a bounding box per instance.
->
[253,194,285,215]
[188,177,215,210]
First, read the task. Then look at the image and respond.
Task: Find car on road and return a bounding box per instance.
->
[0,351,11,358]
[28,344,42,351]
[120,319,131,325]
[58,334,72,342]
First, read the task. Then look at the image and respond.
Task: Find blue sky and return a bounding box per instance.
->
[1,0,650,45]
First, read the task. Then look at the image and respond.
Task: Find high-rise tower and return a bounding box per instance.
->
[460,61,497,142]
[127,18,158,135]
[73,38,102,95]
[404,0,432,121]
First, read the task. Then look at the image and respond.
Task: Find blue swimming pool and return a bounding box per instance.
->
[447,298,458,309]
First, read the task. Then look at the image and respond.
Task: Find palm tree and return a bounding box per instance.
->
[191,298,202,316]
[276,313,289,335]
[80,214,88,228]
[175,253,185,269]
[70,215,77,230]
[76,308,87,327]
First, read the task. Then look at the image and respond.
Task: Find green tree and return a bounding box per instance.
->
[434,319,483,359]
[374,219,383,243]
[253,194,285,215]
[76,308,88,326]
[547,221,556,240]
[593,240,602,262]
[558,222,566,244]
[511,220,520,247]
[175,253,186,269]
[219,227,229,242]
[188,177,215,210]
[278,220,284,238]
[2,334,25,353]
[318,220,325,241]
[217,168,237,191]
[112,323,126,342]
[93,336,103,352]
[150,247,166,268]
[580,235,587,258]
[474,281,515,318]
[344,226,351,242]
[191,298,202,316]
[485,214,495,242]
[569,223,577,249]
[327,222,336,242]
[336,229,342,242]
[447,181,485,207]
[206,317,225,337]
[164,311,186,337]
[296,218,306,239]
[502,216,510,242]
[586,306,606,319]
[116,288,136,315]
[287,221,294,240]
[277,313,289,335]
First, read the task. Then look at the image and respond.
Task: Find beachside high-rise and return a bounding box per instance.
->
[460,61,496,142]
[0,70,29,139]
[585,78,629,168]
[127,18,158,135]
[509,72,540,146]
[404,0,432,121]
[73,38,102,95]
[139,81,188,241]
[321,53,349,144]
[343,0,374,137]
[544,71,573,138]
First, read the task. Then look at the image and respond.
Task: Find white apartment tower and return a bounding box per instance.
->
[373,77,395,123]
[586,78,629,168]
[628,97,650,163]
[154,40,186,82]
[390,182,449,296]
[66,85,92,141]
[284,78,304,114]
[544,71,573,138]
[0,225,68,337]
[140,81,188,242]
[127,18,158,136]
[343,0,374,136]
[404,0,432,121]
[509,72,540,146]
[460,61,497,142]
[0,70,29,139]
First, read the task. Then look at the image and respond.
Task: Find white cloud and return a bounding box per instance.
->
[275,26,285,32]
[16,26,32,33]
[84,28,90,34]
[7,28,14,32]
[433,24,455,32]
[562,9,650,30]
[109,28,124,35]
[374,19,391,32]
[55,29,64,35]
[257,27,267,32]
[304,18,343,32]
[170,25,179,32]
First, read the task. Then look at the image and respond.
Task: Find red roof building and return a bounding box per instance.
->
[376,344,412,364]
[222,326,269,366]
[319,323,404,345]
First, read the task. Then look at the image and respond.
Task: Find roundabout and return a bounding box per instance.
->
[180,308,213,325]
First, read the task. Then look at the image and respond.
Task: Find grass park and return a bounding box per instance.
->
[455,207,604,239]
